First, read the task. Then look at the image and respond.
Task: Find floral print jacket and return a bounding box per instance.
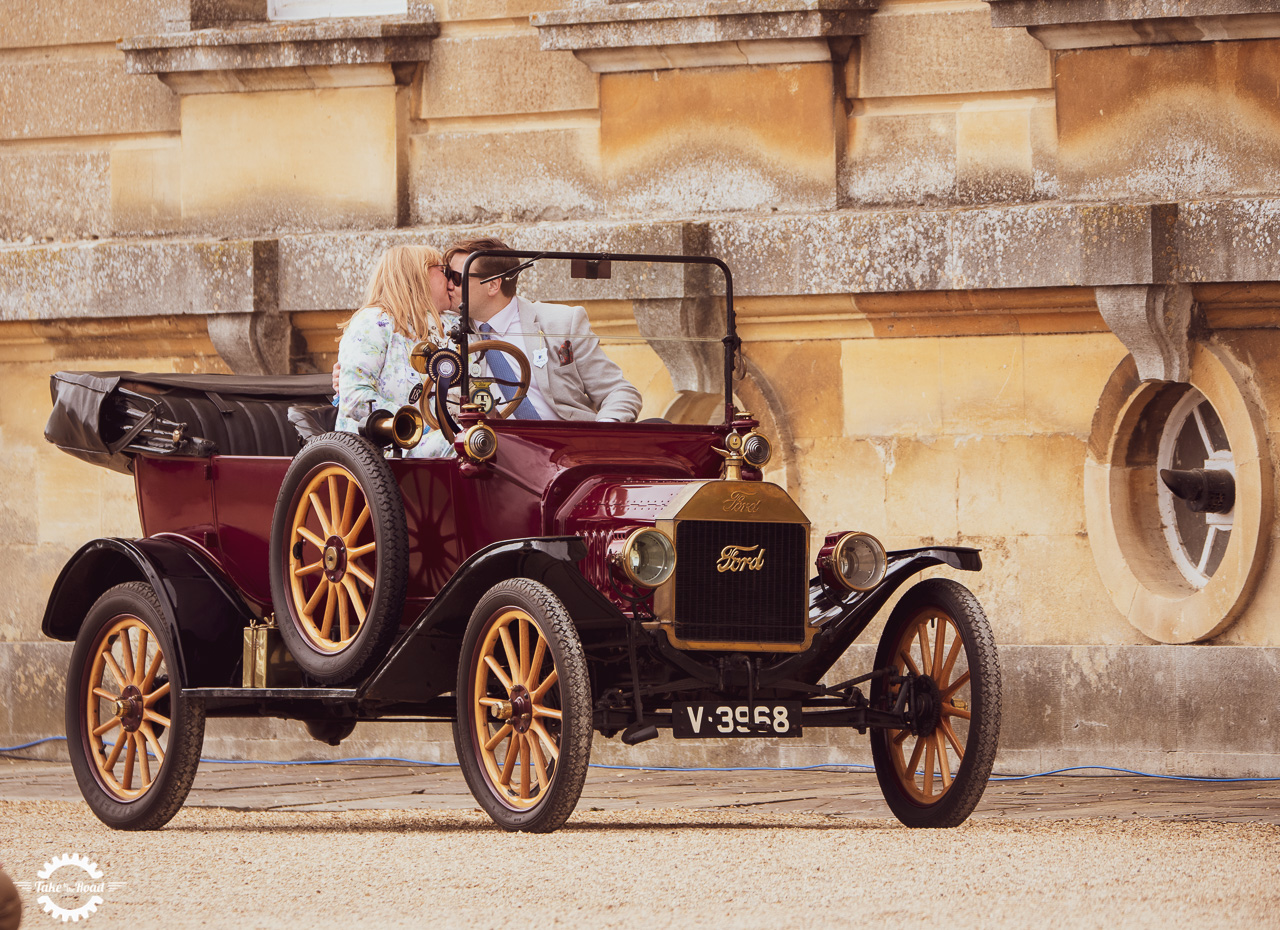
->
[335,306,457,458]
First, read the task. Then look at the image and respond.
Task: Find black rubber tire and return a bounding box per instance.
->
[65,582,206,831]
[453,579,592,833]
[869,578,1001,828]
[269,432,408,685]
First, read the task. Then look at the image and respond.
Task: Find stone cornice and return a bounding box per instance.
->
[985,0,1280,49]
[533,1,877,72]
[121,15,438,93]
[6,199,1280,321]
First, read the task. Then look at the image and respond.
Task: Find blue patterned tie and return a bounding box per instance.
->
[478,323,540,419]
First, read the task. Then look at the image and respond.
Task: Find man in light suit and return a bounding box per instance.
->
[443,237,641,422]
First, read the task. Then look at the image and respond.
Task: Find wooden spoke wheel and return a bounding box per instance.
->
[270,432,408,685]
[65,582,205,830]
[454,579,591,833]
[869,578,1000,828]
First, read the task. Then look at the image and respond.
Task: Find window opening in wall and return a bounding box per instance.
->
[269,0,407,20]
[1158,389,1234,588]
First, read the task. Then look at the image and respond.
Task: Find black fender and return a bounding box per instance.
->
[764,545,983,687]
[42,537,255,688]
[360,536,622,705]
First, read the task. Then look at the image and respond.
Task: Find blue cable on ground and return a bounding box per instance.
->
[5,735,1280,783]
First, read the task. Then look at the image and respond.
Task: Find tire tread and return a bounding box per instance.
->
[870,577,1001,828]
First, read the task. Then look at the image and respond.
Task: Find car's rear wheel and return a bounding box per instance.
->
[66,582,205,830]
[869,578,1000,828]
[453,579,592,833]
[269,432,408,685]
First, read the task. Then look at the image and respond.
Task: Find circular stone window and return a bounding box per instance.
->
[1085,343,1271,643]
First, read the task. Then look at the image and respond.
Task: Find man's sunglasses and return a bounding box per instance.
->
[441,266,484,287]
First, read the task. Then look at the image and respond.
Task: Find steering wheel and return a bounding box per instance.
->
[411,338,533,444]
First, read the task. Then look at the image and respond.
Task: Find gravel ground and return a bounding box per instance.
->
[3,800,1279,929]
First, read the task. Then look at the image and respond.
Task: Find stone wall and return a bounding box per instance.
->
[5,0,1280,775]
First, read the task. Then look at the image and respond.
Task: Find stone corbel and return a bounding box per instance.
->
[532,0,878,73]
[1094,284,1197,383]
[207,312,303,375]
[206,238,308,374]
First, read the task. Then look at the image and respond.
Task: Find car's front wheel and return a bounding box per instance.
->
[869,578,1001,828]
[453,579,592,833]
[65,582,205,830]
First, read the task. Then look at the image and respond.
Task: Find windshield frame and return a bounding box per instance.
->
[456,249,738,424]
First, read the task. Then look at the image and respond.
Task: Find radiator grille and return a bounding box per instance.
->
[673,520,806,645]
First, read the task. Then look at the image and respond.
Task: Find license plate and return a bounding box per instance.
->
[671,702,802,739]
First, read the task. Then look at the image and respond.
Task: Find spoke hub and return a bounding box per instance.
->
[322,536,348,582]
[909,675,942,737]
[508,685,534,734]
[115,684,144,732]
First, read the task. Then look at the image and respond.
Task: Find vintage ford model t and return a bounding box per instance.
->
[42,250,1000,833]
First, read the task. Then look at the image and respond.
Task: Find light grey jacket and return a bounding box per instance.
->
[509,297,642,422]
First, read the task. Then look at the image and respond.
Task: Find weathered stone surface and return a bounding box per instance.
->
[1055,41,1280,202]
[569,37,837,72]
[957,434,1087,537]
[276,221,687,311]
[179,85,401,234]
[1022,332,1127,435]
[0,149,110,241]
[705,203,1168,296]
[948,202,1167,289]
[0,643,72,742]
[602,63,837,216]
[884,439,961,540]
[419,33,596,119]
[791,435,888,537]
[860,5,1051,99]
[1172,198,1280,282]
[844,112,957,207]
[1177,645,1280,753]
[0,239,257,321]
[447,0,562,18]
[1014,534,1136,644]
[121,15,437,84]
[988,0,1280,49]
[409,126,604,225]
[534,0,875,52]
[0,56,178,141]
[0,0,182,48]
[940,334,1026,435]
[109,141,182,236]
[956,108,1035,205]
[7,200,1280,327]
[1,544,79,642]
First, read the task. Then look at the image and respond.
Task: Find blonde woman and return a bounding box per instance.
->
[336,244,456,457]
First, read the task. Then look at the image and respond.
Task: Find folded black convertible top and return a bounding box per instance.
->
[45,370,335,473]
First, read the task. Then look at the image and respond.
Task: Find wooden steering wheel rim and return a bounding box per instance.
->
[419,338,534,444]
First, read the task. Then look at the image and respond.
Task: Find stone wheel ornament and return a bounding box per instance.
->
[269,432,409,685]
[869,579,1001,828]
[453,579,592,833]
[65,582,205,830]
[1085,345,1272,643]
[1157,390,1235,587]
